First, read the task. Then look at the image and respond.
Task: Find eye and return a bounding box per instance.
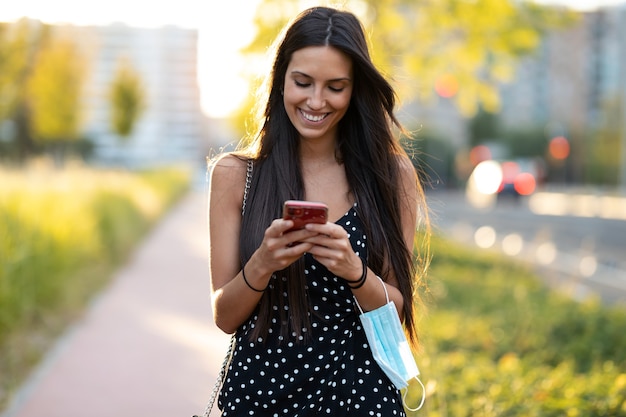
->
[328,86,345,93]
[295,80,310,88]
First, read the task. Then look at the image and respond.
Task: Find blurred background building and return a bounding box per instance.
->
[76,23,209,166]
[0,19,212,168]
[79,24,209,166]
[499,6,626,133]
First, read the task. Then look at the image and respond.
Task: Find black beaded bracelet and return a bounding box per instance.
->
[242,264,265,292]
[346,257,367,289]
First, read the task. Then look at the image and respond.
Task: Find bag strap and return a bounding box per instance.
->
[242,158,253,217]
[194,159,253,417]
[194,334,236,417]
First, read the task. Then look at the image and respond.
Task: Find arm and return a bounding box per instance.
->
[208,155,321,334]
[208,155,257,333]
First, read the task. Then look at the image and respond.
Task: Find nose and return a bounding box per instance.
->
[307,87,325,110]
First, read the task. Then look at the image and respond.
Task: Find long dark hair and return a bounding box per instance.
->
[236,6,428,346]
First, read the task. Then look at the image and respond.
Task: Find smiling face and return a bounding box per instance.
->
[283,46,353,143]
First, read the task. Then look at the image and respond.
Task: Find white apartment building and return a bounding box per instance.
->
[68,23,209,167]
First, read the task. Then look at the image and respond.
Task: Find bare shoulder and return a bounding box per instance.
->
[210,153,247,173]
[210,153,248,186]
[395,153,418,184]
[208,153,249,209]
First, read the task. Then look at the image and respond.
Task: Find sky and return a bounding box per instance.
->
[2,0,625,118]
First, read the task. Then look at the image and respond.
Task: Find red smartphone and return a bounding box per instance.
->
[283,200,329,232]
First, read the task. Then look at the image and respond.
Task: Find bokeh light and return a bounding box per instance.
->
[474,226,497,249]
[434,73,459,98]
[469,145,492,166]
[536,242,557,265]
[549,136,570,160]
[470,160,503,195]
[513,172,537,195]
[502,233,524,256]
[579,255,598,277]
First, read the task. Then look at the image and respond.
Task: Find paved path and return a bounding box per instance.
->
[2,191,230,417]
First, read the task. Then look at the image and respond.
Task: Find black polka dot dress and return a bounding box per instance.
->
[218,205,406,417]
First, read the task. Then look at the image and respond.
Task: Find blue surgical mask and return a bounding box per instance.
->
[354,276,425,411]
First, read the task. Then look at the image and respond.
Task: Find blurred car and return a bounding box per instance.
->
[496,159,539,198]
[466,158,544,208]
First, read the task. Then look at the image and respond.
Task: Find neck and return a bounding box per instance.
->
[299,137,339,165]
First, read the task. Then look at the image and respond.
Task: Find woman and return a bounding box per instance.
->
[207,6,429,416]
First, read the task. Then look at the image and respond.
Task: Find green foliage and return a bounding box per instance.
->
[0,21,30,122]
[584,129,621,185]
[234,0,577,139]
[583,97,623,185]
[468,108,501,147]
[407,236,626,416]
[26,36,86,144]
[500,126,548,158]
[0,165,190,410]
[0,21,89,162]
[109,59,146,139]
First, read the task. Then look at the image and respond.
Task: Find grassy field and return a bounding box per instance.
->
[0,163,191,410]
[408,236,626,416]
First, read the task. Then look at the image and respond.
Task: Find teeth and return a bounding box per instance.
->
[301,110,326,122]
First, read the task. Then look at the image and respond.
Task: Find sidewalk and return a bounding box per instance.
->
[2,191,230,417]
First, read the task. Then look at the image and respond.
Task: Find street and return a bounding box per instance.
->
[427,188,626,305]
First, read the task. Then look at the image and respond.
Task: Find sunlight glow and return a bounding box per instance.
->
[2,0,262,118]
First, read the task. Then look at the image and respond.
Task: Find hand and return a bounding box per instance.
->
[300,222,362,281]
[250,218,321,275]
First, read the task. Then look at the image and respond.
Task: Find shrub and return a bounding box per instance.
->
[407,236,626,416]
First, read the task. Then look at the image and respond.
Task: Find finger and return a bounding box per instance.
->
[270,218,296,235]
[283,229,321,248]
[305,233,350,250]
[306,223,349,239]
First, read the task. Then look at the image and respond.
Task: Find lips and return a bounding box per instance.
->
[299,109,329,123]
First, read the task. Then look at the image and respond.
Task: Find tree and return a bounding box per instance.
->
[26,34,86,149]
[0,20,46,161]
[0,21,30,124]
[108,58,145,140]
[231,0,575,135]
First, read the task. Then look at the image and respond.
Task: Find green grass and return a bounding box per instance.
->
[406,236,626,416]
[0,164,191,410]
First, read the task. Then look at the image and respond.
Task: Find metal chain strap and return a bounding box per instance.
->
[194,158,251,417]
[241,159,253,217]
[194,334,236,417]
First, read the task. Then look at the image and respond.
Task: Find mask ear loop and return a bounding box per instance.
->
[402,376,426,411]
[353,276,389,313]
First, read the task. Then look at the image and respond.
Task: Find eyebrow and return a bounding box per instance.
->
[290,70,352,82]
